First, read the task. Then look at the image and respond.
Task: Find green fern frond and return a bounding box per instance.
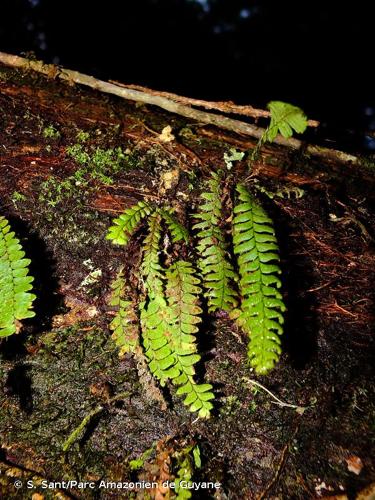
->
[140,294,175,386]
[138,212,172,384]
[193,173,238,312]
[265,101,308,142]
[233,185,286,374]
[173,444,198,499]
[106,200,152,245]
[140,212,164,296]
[159,207,189,243]
[166,261,214,418]
[140,261,214,418]
[0,216,36,337]
[108,268,139,355]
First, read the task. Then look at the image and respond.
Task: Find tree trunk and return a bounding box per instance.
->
[0,58,374,500]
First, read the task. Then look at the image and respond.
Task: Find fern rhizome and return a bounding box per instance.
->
[107,174,286,418]
[0,216,36,337]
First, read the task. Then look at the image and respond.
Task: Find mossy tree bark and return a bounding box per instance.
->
[0,60,374,500]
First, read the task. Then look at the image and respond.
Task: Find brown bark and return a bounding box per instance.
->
[0,58,374,500]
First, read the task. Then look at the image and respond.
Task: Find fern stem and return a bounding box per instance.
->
[62,391,132,452]
[242,378,306,411]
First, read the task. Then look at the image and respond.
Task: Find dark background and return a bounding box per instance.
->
[0,0,374,151]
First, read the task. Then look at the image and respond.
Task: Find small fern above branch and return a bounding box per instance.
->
[0,216,36,337]
[265,101,308,142]
[250,100,308,163]
[233,185,286,374]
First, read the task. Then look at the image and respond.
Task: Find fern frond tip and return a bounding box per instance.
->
[106,200,153,246]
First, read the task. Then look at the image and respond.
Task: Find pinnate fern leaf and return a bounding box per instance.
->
[193,173,238,312]
[233,185,286,374]
[140,212,164,296]
[141,261,214,418]
[140,294,175,386]
[166,261,214,418]
[159,208,189,243]
[108,268,139,355]
[106,200,152,245]
[0,216,36,337]
[265,101,308,142]
[138,212,173,384]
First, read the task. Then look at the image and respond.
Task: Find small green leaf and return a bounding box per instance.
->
[265,101,308,142]
[192,445,201,468]
[129,458,144,471]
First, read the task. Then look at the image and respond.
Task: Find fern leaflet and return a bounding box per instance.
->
[265,101,308,142]
[140,294,174,385]
[0,216,36,337]
[108,268,167,408]
[108,268,139,355]
[106,200,152,245]
[137,212,172,383]
[140,212,164,297]
[233,185,286,374]
[193,173,238,312]
[159,207,189,243]
[173,444,200,499]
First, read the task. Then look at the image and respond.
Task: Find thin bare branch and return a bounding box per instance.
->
[0,51,361,167]
[110,81,319,127]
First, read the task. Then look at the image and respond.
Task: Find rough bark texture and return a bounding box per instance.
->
[0,63,374,500]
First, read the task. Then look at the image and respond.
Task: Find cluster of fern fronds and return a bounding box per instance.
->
[107,173,286,417]
[107,204,214,418]
[193,174,285,375]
